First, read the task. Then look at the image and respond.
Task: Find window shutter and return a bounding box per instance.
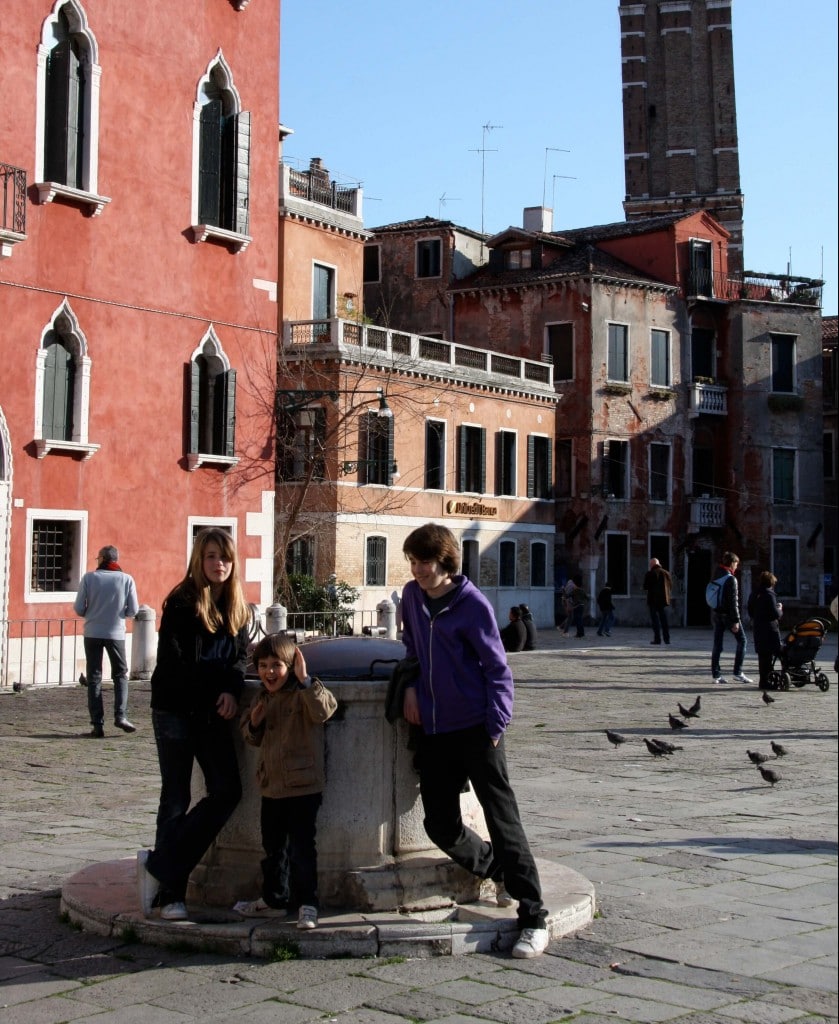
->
[477,427,486,494]
[457,426,466,491]
[199,101,222,226]
[45,39,82,187]
[232,111,251,235]
[385,416,395,485]
[42,336,73,440]
[223,369,237,456]
[188,360,200,454]
[544,437,553,498]
[526,435,535,498]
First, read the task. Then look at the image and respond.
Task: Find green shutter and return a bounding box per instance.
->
[199,101,222,226]
[42,335,73,440]
[233,111,251,235]
[478,427,486,494]
[223,369,237,456]
[188,361,200,454]
[45,38,82,187]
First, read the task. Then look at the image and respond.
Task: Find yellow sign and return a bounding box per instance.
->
[445,500,498,518]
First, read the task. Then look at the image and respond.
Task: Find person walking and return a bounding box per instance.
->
[709,551,753,685]
[643,558,672,645]
[596,582,615,637]
[399,523,550,959]
[569,574,587,638]
[234,633,337,930]
[747,571,783,690]
[519,604,537,651]
[500,606,527,652]
[74,545,140,737]
[137,527,251,922]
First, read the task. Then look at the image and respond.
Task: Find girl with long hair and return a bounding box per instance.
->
[137,527,251,921]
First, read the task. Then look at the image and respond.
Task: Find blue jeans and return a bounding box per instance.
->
[260,792,322,911]
[597,610,615,635]
[147,709,242,900]
[711,616,746,678]
[84,637,128,726]
[416,724,547,930]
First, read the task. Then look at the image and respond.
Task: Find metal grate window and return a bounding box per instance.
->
[31,520,73,592]
[365,536,386,586]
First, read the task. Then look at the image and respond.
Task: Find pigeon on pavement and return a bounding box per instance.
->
[644,738,669,757]
[758,765,781,786]
[747,749,771,765]
[668,713,688,730]
[770,741,788,757]
[762,690,776,705]
[605,730,628,748]
[646,737,682,756]
[678,701,700,719]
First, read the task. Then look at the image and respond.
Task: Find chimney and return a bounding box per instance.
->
[523,206,552,233]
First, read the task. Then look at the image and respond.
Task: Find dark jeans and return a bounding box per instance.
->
[757,650,775,688]
[597,610,615,635]
[572,605,584,637]
[416,724,547,930]
[711,616,746,678]
[649,606,670,644]
[84,637,128,726]
[260,792,322,911]
[147,709,242,900]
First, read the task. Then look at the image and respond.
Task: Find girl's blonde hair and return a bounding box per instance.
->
[166,527,250,634]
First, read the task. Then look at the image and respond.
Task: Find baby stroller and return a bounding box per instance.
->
[769,617,831,691]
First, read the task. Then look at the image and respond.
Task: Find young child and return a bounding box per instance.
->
[233,634,337,930]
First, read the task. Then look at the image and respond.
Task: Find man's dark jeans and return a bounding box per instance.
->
[416,724,547,930]
[649,606,670,644]
[712,615,746,678]
[84,637,129,726]
[147,709,241,899]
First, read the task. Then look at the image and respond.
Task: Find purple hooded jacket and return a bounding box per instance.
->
[400,574,514,741]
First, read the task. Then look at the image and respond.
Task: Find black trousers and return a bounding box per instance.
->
[260,792,322,911]
[416,724,547,929]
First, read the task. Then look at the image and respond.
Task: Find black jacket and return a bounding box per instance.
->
[150,593,249,714]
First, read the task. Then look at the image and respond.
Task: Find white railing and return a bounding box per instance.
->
[689,382,727,416]
[689,497,725,527]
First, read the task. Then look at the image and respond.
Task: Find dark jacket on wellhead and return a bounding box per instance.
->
[150,592,249,714]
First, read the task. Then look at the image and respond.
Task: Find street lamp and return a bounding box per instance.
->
[341,459,399,478]
[276,386,391,417]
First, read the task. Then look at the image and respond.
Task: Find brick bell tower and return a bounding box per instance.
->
[618,1,744,275]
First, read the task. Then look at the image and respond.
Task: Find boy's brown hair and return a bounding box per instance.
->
[403,523,460,574]
[252,632,296,668]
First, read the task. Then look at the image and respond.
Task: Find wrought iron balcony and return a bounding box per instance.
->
[686,269,823,307]
[1,162,26,256]
[280,161,361,218]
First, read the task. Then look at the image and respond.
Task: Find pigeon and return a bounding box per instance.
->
[678,701,700,719]
[762,690,776,705]
[687,695,701,716]
[605,730,628,748]
[12,681,24,693]
[650,738,683,754]
[668,713,688,730]
[758,765,781,786]
[79,672,88,687]
[770,741,788,757]
[747,749,771,765]
[645,737,682,756]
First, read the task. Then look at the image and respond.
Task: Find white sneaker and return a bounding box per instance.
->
[297,905,318,930]
[136,850,160,918]
[713,676,728,685]
[512,927,550,958]
[733,673,754,684]
[495,882,514,908]
[160,901,188,921]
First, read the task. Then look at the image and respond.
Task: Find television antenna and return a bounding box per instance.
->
[542,146,570,208]
[469,121,502,239]
[552,173,577,218]
[438,192,462,218]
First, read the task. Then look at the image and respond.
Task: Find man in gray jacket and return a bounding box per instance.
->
[74,545,140,737]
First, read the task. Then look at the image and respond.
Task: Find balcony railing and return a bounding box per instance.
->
[689,381,727,416]
[283,318,554,390]
[281,163,361,217]
[689,497,725,528]
[687,269,823,307]
[1,162,26,255]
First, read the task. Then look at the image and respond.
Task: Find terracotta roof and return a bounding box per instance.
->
[823,315,838,341]
[368,216,487,241]
[449,243,671,292]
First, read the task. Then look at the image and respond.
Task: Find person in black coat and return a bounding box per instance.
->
[747,570,783,690]
[500,606,527,652]
[518,604,537,651]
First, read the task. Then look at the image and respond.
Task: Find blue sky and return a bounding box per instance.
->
[280,1,838,315]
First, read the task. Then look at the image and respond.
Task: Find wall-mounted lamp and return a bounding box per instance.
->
[341,459,399,479]
[277,386,391,418]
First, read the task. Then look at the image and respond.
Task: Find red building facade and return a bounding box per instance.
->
[0,0,280,679]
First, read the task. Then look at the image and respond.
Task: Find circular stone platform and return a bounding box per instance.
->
[61,856,595,958]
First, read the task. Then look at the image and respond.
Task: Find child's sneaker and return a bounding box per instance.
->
[512,927,549,958]
[297,905,318,930]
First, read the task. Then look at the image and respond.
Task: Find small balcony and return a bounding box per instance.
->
[1,161,27,257]
[689,496,725,528]
[688,380,727,416]
[686,269,823,307]
[280,159,362,224]
[283,318,555,393]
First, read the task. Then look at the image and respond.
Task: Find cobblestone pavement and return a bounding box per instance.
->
[1,626,837,1023]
